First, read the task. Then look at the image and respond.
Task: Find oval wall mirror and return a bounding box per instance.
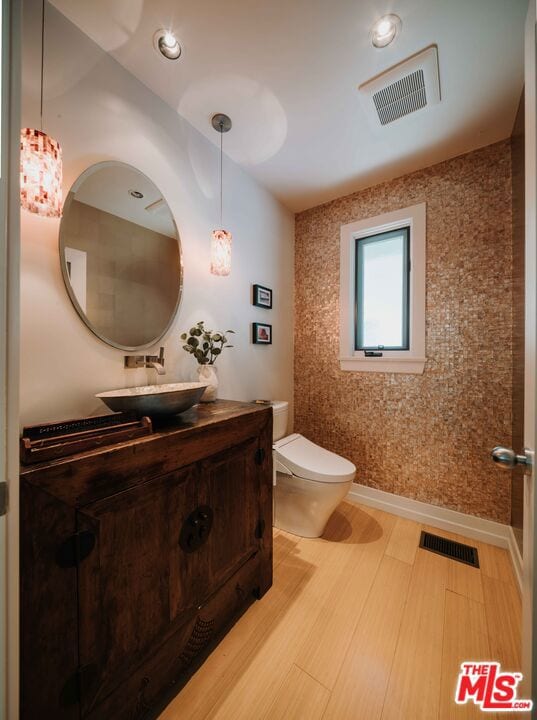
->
[59,161,183,351]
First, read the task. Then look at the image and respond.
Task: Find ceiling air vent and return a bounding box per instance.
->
[359,45,440,126]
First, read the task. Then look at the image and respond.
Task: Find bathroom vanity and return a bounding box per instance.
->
[20,400,273,720]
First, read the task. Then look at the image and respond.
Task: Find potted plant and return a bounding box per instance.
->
[180,321,234,402]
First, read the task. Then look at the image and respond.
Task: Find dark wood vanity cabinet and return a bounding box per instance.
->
[21,401,273,720]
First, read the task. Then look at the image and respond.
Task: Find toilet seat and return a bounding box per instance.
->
[273,434,356,484]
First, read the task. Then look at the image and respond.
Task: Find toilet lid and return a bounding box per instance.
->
[273,434,356,484]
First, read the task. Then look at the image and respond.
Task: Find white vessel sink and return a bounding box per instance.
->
[96,382,208,417]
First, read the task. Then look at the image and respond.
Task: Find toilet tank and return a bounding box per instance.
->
[272,401,289,442]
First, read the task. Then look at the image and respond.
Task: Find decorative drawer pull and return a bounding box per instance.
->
[179,506,213,553]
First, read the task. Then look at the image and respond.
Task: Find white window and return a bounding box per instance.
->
[339,203,426,374]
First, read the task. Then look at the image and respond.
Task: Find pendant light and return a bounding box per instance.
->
[210,113,232,276]
[20,0,63,218]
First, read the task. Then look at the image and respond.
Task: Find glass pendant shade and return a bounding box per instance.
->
[210,229,232,277]
[20,128,63,218]
[210,113,232,276]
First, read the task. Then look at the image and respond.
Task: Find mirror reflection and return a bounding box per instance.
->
[59,161,182,350]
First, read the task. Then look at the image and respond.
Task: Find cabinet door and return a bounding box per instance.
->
[197,438,262,594]
[76,465,199,716]
[75,440,265,717]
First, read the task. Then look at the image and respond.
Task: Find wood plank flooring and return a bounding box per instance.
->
[158,501,522,720]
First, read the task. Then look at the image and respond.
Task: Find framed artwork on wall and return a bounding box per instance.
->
[252,322,272,344]
[253,284,272,309]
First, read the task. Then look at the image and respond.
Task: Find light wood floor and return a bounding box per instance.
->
[159,501,522,720]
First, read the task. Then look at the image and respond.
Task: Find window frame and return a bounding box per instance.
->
[354,226,411,352]
[339,203,426,374]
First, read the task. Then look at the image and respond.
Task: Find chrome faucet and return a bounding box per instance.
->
[125,346,166,376]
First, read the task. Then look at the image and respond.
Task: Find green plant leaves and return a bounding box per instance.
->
[181,322,236,365]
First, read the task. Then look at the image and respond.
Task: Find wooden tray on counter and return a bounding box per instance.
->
[20,412,153,465]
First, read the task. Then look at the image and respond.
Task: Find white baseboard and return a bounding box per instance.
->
[346,483,522,592]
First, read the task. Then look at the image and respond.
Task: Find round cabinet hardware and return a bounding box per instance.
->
[179,506,213,553]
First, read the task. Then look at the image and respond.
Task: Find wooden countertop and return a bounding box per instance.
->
[21,400,272,507]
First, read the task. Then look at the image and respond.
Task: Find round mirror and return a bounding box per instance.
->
[59,161,183,350]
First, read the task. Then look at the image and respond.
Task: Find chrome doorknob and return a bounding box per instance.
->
[491,446,532,471]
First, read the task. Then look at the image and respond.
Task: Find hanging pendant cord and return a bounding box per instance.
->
[40,0,45,130]
[219,121,223,226]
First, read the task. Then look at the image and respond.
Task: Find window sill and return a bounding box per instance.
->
[339,356,427,375]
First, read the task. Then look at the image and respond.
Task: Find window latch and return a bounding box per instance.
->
[364,350,383,357]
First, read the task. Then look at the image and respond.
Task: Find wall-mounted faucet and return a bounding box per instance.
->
[125,346,166,376]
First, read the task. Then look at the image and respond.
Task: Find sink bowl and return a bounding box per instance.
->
[96,382,208,417]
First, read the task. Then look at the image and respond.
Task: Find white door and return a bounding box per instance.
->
[0,0,21,717]
[491,0,537,700]
[523,0,536,699]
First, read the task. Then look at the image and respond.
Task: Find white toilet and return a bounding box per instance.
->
[271,401,356,538]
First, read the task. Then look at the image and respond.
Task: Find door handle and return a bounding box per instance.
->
[491,446,533,474]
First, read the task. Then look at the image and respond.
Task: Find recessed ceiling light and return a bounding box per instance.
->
[371,14,402,48]
[154,29,182,60]
[129,189,144,199]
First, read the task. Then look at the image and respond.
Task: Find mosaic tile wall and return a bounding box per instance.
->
[295,140,513,523]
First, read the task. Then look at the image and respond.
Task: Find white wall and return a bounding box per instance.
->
[20,1,294,427]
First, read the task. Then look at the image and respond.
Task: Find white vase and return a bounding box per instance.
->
[197,364,218,402]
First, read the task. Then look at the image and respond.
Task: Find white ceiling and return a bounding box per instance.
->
[50,0,527,212]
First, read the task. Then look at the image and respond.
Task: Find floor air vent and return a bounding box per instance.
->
[419,531,479,568]
[359,45,440,127]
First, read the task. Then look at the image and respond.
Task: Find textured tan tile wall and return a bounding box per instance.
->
[295,140,513,523]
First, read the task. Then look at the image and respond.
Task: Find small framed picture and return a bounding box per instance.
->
[252,322,272,344]
[253,284,273,309]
